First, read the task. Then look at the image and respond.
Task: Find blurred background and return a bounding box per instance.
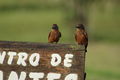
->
[0,0,120,80]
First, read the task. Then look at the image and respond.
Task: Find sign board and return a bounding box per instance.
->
[0,41,86,80]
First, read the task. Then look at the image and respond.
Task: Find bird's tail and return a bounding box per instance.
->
[85,45,88,52]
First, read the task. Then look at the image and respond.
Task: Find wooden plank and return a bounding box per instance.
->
[0,41,86,80]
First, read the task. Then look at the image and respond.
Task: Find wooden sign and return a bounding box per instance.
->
[0,41,86,80]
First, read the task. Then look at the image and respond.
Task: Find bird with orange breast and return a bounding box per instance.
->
[75,24,88,52]
[48,24,61,43]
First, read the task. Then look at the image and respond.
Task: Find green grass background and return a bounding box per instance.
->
[0,0,120,80]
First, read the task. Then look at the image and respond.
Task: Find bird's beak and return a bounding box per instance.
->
[75,26,78,28]
[52,27,55,29]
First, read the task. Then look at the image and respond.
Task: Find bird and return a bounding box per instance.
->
[74,24,88,52]
[48,24,61,43]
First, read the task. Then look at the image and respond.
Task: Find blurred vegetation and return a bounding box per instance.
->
[87,42,120,80]
[63,0,120,43]
[0,0,120,80]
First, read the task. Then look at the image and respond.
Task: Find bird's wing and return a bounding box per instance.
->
[83,31,88,47]
[48,31,51,39]
[84,32,88,41]
[59,32,61,38]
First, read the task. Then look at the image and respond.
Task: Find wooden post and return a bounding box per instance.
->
[0,41,86,80]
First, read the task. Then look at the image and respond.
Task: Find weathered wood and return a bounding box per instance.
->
[0,41,86,80]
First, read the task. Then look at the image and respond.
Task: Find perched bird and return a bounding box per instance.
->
[48,24,61,43]
[75,24,88,52]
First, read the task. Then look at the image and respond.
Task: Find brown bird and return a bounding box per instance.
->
[48,24,61,43]
[75,24,88,52]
